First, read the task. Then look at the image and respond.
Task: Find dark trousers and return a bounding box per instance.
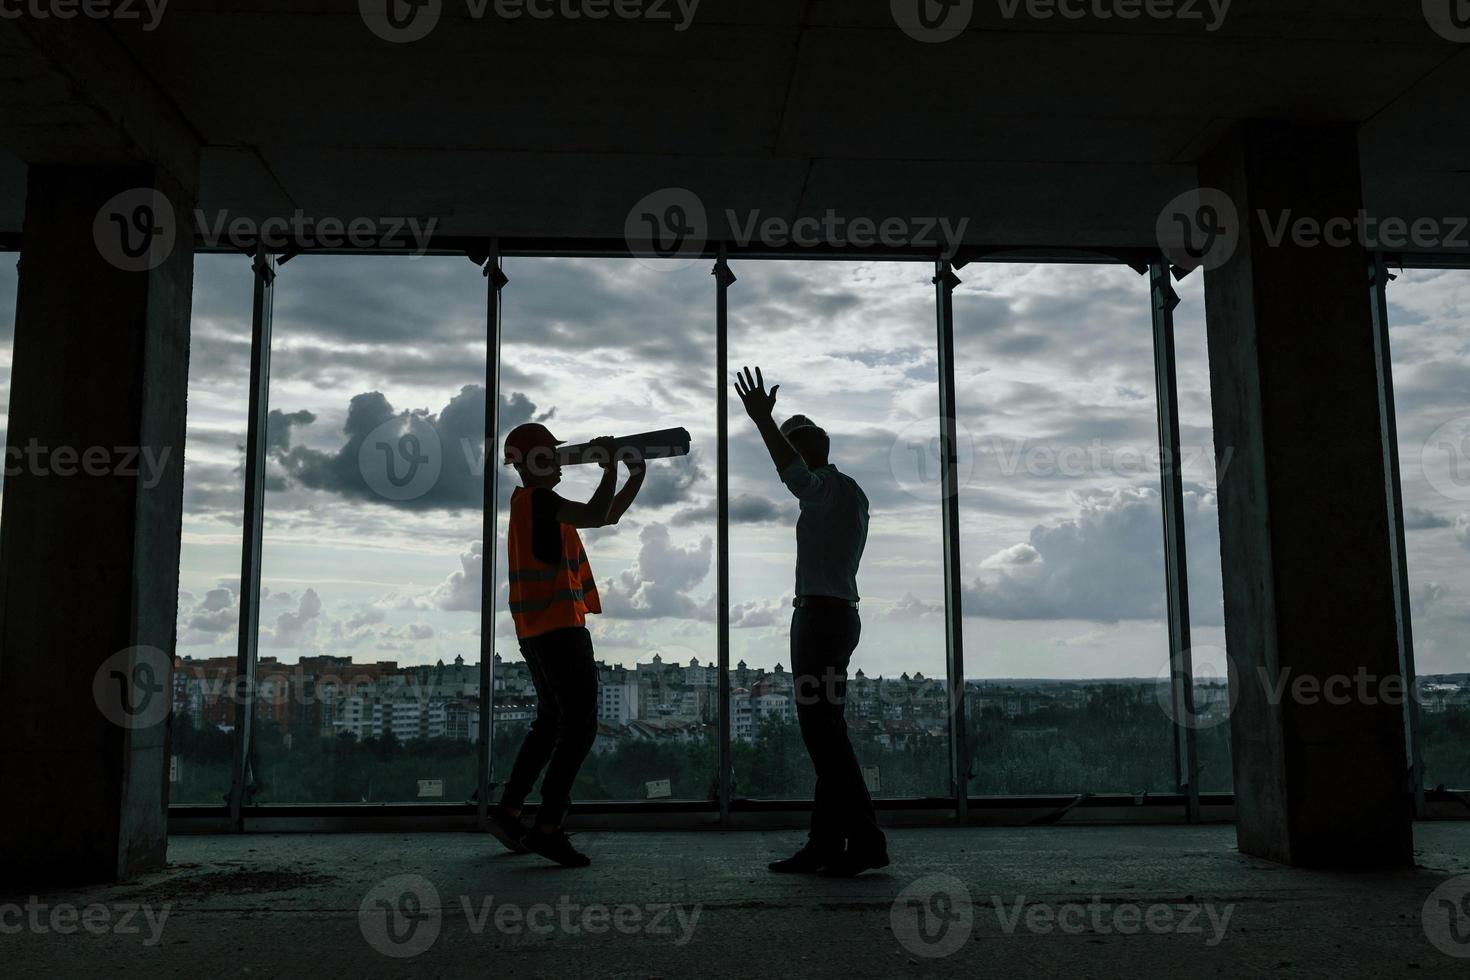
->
[791,605,884,854]
[500,626,598,826]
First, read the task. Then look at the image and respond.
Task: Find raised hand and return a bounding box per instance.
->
[734,366,779,420]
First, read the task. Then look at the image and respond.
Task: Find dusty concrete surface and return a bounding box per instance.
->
[5,823,1470,978]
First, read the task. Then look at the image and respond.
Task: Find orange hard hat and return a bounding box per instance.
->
[503,422,562,466]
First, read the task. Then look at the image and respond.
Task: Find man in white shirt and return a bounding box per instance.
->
[734,365,889,877]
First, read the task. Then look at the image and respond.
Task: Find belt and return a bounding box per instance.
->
[793,596,858,609]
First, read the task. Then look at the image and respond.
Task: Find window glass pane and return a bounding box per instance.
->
[954,263,1176,795]
[171,254,254,804]
[1387,269,1470,791]
[247,255,486,804]
[1171,274,1233,794]
[727,260,950,800]
[493,257,717,802]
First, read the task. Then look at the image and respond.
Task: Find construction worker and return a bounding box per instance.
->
[733,366,889,877]
[487,422,645,867]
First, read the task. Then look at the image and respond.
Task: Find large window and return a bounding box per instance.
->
[727,260,950,800]
[245,255,487,805]
[493,257,717,802]
[171,254,255,805]
[1386,268,1470,792]
[1169,273,1233,794]
[953,263,1177,795]
[170,247,1403,817]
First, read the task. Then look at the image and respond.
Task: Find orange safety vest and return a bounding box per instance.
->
[507,487,601,639]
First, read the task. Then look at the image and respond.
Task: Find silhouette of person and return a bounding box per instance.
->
[734,366,889,877]
[488,423,645,867]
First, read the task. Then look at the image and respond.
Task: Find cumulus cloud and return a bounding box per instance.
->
[729,598,788,629]
[265,386,546,511]
[428,541,483,612]
[964,487,1224,625]
[599,522,714,621]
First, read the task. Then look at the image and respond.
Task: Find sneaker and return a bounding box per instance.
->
[486,805,528,854]
[768,846,840,874]
[523,827,591,868]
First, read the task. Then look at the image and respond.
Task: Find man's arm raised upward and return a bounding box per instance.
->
[734,366,798,474]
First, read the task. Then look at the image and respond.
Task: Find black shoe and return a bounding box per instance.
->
[486,805,528,853]
[768,846,840,874]
[523,827,591,868]
[817,845,890,878]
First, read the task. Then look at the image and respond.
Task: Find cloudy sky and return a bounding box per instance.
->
[0,255,1465,682]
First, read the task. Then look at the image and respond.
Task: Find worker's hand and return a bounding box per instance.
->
[591,436,618,470]
[623,454,646,477]
[734,366,779,420]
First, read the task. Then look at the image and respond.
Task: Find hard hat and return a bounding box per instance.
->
[503,422,563,466]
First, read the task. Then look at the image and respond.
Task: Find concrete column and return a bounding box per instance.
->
[1201,122,1412,868]
[0,166,194,883]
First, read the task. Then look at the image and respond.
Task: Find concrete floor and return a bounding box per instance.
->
[5,824,1470,978]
